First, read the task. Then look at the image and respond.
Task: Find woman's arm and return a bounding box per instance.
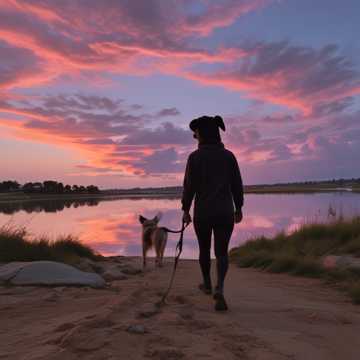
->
[230,153,244,216]
[181,153,196,214]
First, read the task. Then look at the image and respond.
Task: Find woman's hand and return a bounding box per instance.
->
[234,209,243,224]
[182,211,192,225]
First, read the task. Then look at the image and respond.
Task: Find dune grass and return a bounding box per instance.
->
[0,225,100,265]
[229,217,360,304]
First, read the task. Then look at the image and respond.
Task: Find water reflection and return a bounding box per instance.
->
[0,193,359,258]
[0,198,100,214]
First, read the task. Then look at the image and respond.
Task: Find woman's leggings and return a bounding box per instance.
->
[193,217,234,294]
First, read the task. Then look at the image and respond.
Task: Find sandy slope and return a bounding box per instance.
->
[1,258,360,360]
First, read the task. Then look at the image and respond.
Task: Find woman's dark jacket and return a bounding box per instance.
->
[181,142,244,221]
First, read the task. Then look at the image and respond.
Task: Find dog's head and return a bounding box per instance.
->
[138,212,162,228]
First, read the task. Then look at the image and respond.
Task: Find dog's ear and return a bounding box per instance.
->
[153,211,162,223]
[139,215,146,224]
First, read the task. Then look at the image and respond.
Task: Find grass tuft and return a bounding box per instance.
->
[0,225,99,264]
[230,217,360,303]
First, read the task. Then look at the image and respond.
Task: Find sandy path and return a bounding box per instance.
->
[1,258,360,359]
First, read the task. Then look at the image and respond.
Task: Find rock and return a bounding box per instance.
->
[0,261,106,288]
[121,266,142,275]
[126,324,147,334]
[102,267,128,281]
[322,256,337,269]
[0,261,30,282]
[322,255,360,270]
[75,258,96,273]
[76,258,105,274]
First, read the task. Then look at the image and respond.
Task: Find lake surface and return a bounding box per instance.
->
[1,193,359,258]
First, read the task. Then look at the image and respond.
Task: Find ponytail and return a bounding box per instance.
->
[214,115,225,131]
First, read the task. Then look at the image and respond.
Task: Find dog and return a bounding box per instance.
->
[138,212,168,268]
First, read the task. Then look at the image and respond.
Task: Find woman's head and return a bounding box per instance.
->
[189,115,225,143]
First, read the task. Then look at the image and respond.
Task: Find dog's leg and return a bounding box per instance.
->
[142,243,147,269]
[159,233,167,267]
[155,239,161,268]
[155,246,160,267]
[153,229,160,268]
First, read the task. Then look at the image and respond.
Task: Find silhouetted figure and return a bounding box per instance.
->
[181,115,244,311]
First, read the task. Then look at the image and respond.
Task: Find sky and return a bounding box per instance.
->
[0,0,360,188]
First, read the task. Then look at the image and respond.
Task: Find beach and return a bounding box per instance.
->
[1,257,360,360]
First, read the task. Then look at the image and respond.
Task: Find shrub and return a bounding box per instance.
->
[267,255,298,273]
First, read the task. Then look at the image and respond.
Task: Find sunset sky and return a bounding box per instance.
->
[1,0,359,188]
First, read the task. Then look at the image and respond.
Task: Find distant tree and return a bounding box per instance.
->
[22,182,34,193]
[64,184,72,193]
[43,181,58,193]
[32,182,43,192]
[23,182,43,193]
[56,182,64,194]
[72,185,79,193]
[86,185,100,194]
[0,180,20,192]
[79,185,86,192]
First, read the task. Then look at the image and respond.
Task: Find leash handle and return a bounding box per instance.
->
[176,220,187,254]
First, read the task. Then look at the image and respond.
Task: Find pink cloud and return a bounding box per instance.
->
[1,1,360,185]
[4,0,357,118]
[0,0,265,91]
[0,94,190,177]
[178,0,273,37]
[187,42,360,115]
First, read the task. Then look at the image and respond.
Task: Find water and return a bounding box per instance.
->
[1,193,359,258]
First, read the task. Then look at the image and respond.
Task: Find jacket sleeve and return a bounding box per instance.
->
[181,154,196,212]
[230,153,244,212]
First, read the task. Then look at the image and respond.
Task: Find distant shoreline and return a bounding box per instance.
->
[0,185,358,203]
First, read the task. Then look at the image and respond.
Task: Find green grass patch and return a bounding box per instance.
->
[230,217,360,303]
[0,225,100,264]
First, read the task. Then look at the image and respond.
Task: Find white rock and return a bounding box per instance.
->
[0,261,106,288]
[322,255,360,270]
[0,262,30,282]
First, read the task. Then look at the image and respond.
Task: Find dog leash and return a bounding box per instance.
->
[156,220,189,307]
[159,226,186,234]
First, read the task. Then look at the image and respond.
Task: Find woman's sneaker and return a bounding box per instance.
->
[214,293,228,311]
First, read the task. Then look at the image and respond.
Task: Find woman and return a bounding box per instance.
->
[181,115,244,311]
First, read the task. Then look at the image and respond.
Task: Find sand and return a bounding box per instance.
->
[1,257,360,360]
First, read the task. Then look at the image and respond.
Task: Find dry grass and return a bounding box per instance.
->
[0,225,100,264]
[230,217,360,304]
